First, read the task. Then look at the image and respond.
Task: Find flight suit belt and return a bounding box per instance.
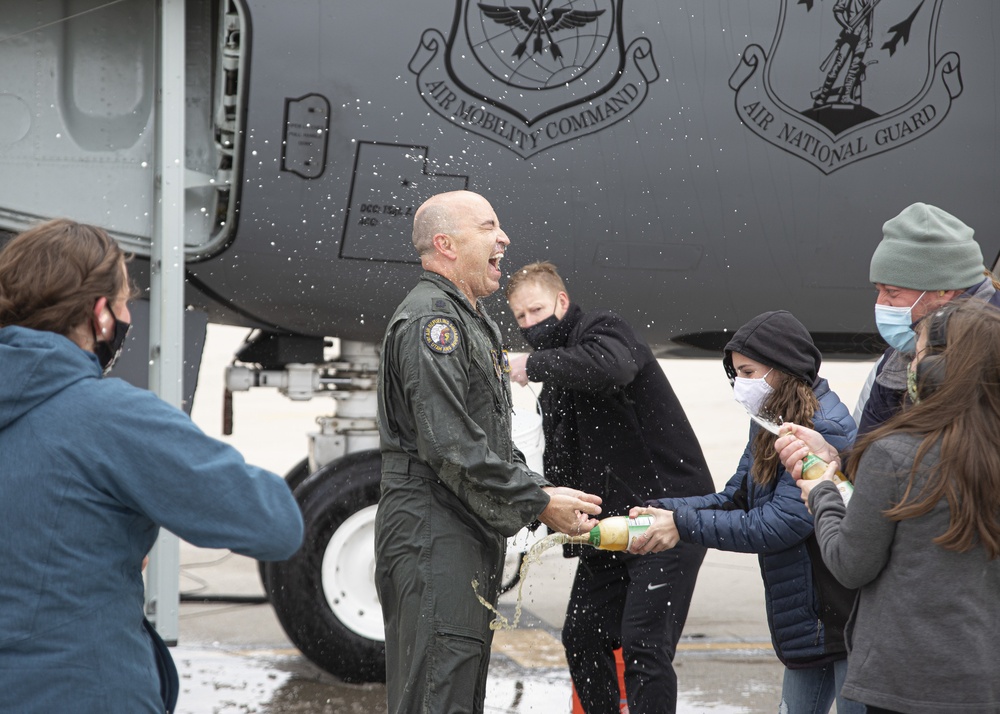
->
[381,452,439,481]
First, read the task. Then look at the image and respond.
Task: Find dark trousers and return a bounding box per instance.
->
[865,708,904,714]
[562,540,706,714]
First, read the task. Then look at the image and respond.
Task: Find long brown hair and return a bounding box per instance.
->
[846,299,1000,559]
[0,219,129,337]
[752,373,819,485]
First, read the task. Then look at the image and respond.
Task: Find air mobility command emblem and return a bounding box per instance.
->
[423,317,460,354]
[408,0,659,159]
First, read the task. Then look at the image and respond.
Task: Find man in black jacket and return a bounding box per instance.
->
[506,261,714,714]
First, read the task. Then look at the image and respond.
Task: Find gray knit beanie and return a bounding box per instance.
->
[869,203,984,291]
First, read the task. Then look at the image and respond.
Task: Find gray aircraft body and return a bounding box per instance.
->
[1,0,997,684]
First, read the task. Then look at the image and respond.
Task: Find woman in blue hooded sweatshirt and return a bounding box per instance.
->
[630,311,863,714]
[0,219,304,713]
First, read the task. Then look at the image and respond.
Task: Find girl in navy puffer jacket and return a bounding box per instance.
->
[631,311,862,714]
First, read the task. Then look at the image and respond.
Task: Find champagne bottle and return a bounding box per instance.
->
[566,515,653,551]
[801,452,854,505]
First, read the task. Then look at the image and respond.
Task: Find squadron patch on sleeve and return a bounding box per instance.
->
[423,317,460,354]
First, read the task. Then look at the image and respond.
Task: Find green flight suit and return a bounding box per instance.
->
[375,271,550,714]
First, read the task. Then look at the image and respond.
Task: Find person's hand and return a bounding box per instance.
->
[625,506,679,554]
[774,422,839,479]
[539,486,602,535]
[794,458,838,512]
[509,354,530,386]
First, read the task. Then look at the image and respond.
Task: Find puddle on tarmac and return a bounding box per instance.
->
[173,646,782,714]
[174,648,384,714]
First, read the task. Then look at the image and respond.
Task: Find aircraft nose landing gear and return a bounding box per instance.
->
[263,450,386,683]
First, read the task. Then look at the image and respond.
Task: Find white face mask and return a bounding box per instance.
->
[874,291,926,355]
[733,370,774,417]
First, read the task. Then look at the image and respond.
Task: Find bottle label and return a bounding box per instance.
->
[832,477,854,505]
[624,515,653,551]
[801,453,826,479]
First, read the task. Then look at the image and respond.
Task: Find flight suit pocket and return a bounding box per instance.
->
[471,352,505,412]
[427,624,487,707]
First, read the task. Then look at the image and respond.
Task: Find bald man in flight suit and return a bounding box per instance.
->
[375,190,603,714]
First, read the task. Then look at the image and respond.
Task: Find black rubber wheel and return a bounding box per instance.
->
[498,521,548,595]
[499,552,526,595]
[264,450,386,683]
[281,457,314,492]
[258,457,312,596]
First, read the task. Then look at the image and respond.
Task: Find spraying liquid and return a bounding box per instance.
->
[472,532,565,631]
[473,516,653,630]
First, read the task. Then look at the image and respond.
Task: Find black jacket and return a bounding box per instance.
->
[525,304,714,520]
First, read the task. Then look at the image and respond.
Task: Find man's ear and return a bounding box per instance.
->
[555,290,570,318]
[92,297,113,339]
[927,290,963,314]
[432,232,458,261]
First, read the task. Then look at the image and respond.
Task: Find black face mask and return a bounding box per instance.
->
[520,315,562,350]
[94,302,131,374]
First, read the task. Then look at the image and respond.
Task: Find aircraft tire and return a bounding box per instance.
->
[281,456,314,492]
[258,457,312,597]
[264,450,386,683]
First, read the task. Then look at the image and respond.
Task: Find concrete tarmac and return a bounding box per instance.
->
[170,325,877,713]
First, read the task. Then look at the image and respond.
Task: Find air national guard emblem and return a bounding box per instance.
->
[729,0,962,174]
[409,1,659,158]
[423,317,461,354]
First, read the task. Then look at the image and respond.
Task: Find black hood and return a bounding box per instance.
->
[723,310,821,386]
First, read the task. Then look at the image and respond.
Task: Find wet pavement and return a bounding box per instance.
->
[173,600,785,713]
[170,325,875,713]
[171,539,784,713]
[172,642,787,714]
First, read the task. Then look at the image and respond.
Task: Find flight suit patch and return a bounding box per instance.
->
[423,317,460,354]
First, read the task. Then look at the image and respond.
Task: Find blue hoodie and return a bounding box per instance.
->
[0,326,303,713]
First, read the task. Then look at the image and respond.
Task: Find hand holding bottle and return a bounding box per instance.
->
[794,456,836,508]
[774,422,840,478]
[561,513,659,552]
[776,422,853,506]
[625,506,679,554]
